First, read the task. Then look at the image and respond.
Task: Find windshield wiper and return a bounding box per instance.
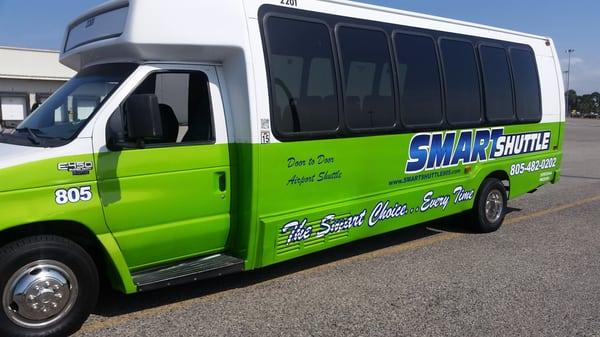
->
[16,127,44,146]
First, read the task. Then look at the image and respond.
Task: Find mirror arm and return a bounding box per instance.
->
[135,138,146,149]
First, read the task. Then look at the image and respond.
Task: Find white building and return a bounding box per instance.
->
[0,46,75,128]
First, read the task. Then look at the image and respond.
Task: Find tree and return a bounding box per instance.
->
[567,89,578,112]
[591,92,600,113]
[577,94,600,114]
[564,90,600,116]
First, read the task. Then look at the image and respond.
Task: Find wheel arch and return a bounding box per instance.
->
[484,170,511,195]
[0,221,136,294]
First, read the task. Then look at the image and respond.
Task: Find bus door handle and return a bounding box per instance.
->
[217,172,227,192]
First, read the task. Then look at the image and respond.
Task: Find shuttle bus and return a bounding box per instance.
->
[0,0,564,335]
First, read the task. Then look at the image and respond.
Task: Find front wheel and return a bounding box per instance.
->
[0,235,98,337]
[470,178,508,233]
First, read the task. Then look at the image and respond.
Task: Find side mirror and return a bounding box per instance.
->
[124,94,163,145]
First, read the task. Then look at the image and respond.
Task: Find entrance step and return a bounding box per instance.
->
[132,254,244,292]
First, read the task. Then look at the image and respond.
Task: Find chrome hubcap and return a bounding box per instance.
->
[3,260,78,329]
[485,190,504,223]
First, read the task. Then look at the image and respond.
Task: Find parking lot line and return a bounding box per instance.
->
[504,195,600,226]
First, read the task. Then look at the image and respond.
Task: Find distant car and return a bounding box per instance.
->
[583,112,599,119]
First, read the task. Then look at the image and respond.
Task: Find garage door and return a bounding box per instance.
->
[1,95,28,127]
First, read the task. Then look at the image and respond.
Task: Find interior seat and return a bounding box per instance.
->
[158,104,180,143]
[282,96,339,133]
[363,95,394,128]
[344,96,365,129]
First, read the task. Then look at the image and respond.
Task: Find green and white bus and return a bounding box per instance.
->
[0,0,564,335]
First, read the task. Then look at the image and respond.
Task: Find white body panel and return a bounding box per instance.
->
[0,138,92,170]
[59,0,565,147]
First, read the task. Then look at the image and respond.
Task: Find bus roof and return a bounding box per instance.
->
[60,0,552,71]
[321,0,549,41]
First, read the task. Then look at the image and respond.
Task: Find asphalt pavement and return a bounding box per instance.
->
[75,118,600,337]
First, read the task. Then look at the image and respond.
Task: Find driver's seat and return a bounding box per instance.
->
[158,104,179,143]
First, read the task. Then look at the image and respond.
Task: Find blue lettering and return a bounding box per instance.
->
[451,131,473,165]
[490,128,504,159]
[427,132,455,169]
[404,128,551,174]
[406,134,431,173]
[470,129,490,162]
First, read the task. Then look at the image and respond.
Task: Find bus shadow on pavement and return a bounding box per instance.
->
[92,212,510,318]
[426,207,520,234]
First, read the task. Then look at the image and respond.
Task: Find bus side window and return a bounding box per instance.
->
[337,26,395,130]
[395,33,443,128]
[265,16,339,137]
[480,45,515,123]
[510,49,542,123]
[439,38,483,126]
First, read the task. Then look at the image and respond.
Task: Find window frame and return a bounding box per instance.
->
[335,23,399,134]
[438,36,485,129]
[477,42,517,124]
[508,46,543,123]
[34,93,52,114]
[106,69,217,151]
[35,93,52,104]
[262,13,342,141]
[392,30,445,130]
[259,5,544,143]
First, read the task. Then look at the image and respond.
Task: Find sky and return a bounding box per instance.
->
[0,0,598,94]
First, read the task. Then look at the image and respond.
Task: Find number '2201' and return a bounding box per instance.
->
[281,0,298,7]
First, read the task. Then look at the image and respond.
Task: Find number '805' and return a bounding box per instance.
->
[55,186,93,205]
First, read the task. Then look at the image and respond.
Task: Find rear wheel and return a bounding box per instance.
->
[0,235,98,337]
[470,178,508,233]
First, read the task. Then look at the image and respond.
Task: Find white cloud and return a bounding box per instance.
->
[561,57,584,67]
[559,57,600,94]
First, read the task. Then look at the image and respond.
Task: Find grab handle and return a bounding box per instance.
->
[217,172,226,192]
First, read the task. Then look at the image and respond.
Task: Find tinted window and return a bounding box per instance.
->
[440,39,482,126]
[480,45,515,122]
[338,27,395,129]
[265,17,338,135]
[395,33,443,127]
[510,49,541,122]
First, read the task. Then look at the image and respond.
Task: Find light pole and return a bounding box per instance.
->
[565,49,575,115]
[566,49,575,93]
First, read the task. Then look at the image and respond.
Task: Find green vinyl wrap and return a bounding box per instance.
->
[0,122,564,294]
[249,122,564,268]
[0,151,136,293]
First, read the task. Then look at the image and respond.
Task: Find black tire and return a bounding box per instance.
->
[0,235,98,337]
[470,178,508,233]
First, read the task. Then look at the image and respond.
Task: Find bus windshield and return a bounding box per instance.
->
[3,63,136,147]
